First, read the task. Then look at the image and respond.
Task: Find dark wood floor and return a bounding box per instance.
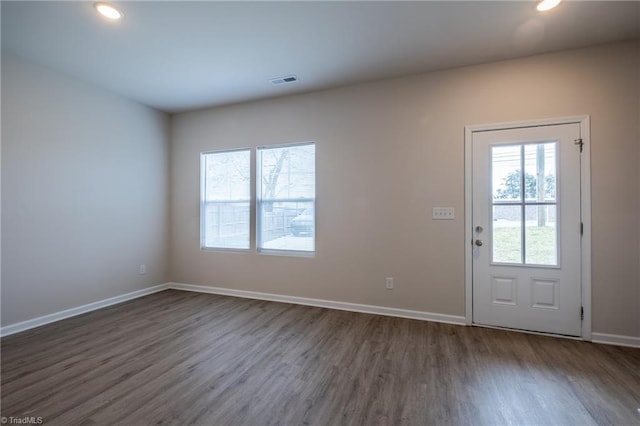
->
[1,290,639,426]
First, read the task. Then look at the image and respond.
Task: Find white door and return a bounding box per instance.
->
[472,123,583,336]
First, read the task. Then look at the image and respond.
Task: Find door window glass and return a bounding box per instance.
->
[491,142,558,266]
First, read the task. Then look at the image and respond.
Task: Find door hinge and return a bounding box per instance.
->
[580,222,584,235]
[581,306,584,321]
[574,138,584,152]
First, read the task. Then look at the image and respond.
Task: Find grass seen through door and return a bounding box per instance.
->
[493,224,556,265]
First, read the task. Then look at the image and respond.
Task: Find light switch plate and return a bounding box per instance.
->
[433,207,455,220]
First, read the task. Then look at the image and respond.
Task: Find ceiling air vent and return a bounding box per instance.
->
[269,75,299,86]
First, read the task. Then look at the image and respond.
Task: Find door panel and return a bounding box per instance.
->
[472,123,582,336]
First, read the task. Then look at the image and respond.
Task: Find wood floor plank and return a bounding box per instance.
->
[2,289,639,425]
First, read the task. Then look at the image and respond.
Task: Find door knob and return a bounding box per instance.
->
[475,239,483,247]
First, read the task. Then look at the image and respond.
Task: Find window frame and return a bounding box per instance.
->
[256,141,316,257]
[200,147,252,252]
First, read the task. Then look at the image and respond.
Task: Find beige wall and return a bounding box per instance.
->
[171,41,640,338]
[1,54,170,326]
[2,42,637,337]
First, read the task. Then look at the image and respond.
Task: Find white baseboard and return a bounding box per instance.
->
[4,281,638,350]
[168,282,466,326]
[1,283,170,337]
[591,332,640,348]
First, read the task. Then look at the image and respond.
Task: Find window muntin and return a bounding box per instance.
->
[491,142,558,266]
[201,149,251,250]
[257,143,315,254]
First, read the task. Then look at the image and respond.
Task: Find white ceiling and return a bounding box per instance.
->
[2,1,639,113]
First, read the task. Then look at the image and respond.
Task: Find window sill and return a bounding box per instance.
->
[201,247,250,254]
[257,249,315,258]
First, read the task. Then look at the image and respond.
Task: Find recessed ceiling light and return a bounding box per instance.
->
[94,2,123,20]
[536,0,562,12]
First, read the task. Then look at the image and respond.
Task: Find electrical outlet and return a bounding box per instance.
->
[386,277,394,289]
[139,264,146,275]
[432,207,455,220]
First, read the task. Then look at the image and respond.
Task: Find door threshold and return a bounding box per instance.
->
[472,323,585,342]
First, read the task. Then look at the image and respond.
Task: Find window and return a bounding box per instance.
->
[491,142,558,266]
[257,142,315,254]
[201,149,251,250]
[200,142,316,255]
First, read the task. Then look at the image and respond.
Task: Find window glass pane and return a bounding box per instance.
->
[492,205,522,264]
[203,202,250,249]
[259,144,315,199]
[524,143,557,202]
[525,205,558,265]
[202,150,250,249]
[258,143,315,253]
[204,150,250,201]
[492,145,522,202]
[259,201,314,252]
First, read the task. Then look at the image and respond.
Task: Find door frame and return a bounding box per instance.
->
[464,116,591,340]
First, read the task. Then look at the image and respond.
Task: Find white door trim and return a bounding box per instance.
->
[464,116,591,340]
